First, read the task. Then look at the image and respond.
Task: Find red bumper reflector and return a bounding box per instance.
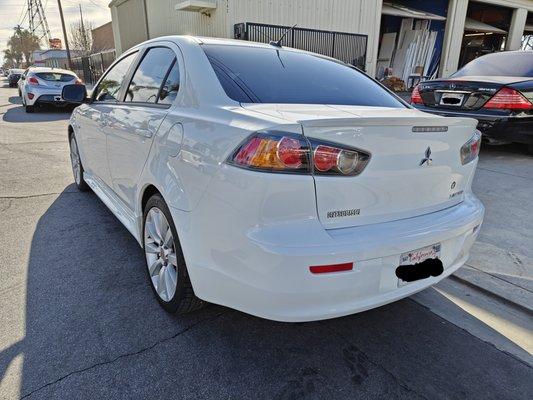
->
[309,262,353,274]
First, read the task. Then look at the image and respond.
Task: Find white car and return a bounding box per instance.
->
[64,36,484,322]
[19,67,82,113]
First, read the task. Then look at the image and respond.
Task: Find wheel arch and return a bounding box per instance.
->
[141,184,162,213]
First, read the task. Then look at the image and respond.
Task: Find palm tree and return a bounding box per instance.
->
[7,28,41,67]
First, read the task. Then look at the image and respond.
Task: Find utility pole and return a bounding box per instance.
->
[79,4,88,53]
[57,0,72,69]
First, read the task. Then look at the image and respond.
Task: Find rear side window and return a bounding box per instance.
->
[158,60,180,105]
[453,52,533,78]
[202,44,404,107]
[36,73,76,82]
[125,47,176,103]
[94,51,137,102]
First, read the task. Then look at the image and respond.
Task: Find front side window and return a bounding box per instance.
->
[94,52,137,102]
[125,47,176,103]
[202,44,405,107]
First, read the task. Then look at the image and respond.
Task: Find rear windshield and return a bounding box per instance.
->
[202,44,405,107]
[36,72,76,82]
[452,52,533,78]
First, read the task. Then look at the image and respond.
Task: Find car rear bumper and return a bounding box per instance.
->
[177,193,484,322]
[414,106,533,145]
[32,94,66,106]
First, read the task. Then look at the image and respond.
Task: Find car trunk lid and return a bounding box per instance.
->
[416,76,532,111]
[243,104,478,229]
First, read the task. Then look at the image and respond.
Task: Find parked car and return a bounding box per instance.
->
[63,36,484,322]
[7,69,24,87]
[18,67,82,113]
[411,51,533,153]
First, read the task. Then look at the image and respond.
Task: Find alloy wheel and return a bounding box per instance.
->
[69,138,81,185]
[144,207,178,302]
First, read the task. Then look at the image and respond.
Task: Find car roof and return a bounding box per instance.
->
[133,35,346,66]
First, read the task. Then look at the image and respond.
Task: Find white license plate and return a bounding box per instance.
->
[440,92,464,106]
[398,243,441,286]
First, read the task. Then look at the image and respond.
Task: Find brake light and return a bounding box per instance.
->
[483,88,532,110]
[27,77,39,86]
[229,131,370,176]
[410,85,423,104]
[461,131,482,165]
[314,145,362,175]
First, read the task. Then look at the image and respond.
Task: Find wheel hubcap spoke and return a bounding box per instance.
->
[167,253,178,267]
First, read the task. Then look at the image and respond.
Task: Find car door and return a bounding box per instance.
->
[77,51,139,186]
[106,45,180,210]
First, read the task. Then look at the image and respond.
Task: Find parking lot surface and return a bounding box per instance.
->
[0,80,532,399]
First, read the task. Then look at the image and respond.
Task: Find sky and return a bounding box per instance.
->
[0,0,112,65]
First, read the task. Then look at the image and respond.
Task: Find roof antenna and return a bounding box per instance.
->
[270,24,297,47]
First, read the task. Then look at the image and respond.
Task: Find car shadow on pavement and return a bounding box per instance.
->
[2,104,72,123]
[8,96,22,105]
[0,186,532,399]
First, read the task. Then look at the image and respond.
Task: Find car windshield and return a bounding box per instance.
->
[452,52,533,78]
[36,72,76,82]
[202,44,405,107]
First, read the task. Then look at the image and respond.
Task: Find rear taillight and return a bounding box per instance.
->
[461,130,482,165]
[410,85,423,105]
[27,77,39,86]
[228,131,370,176]
[483,88,532,110]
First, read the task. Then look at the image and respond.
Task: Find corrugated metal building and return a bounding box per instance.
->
[108,0,533,78]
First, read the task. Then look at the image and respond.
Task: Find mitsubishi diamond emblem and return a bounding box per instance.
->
[419,147,433,166]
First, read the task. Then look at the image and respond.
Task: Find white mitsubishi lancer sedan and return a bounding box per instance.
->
[64,36,484,322]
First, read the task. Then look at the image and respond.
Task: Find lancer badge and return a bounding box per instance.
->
[419,147,432,166]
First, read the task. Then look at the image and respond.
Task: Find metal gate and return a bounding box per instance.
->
[234,22,367,71]
[71,50,116,84]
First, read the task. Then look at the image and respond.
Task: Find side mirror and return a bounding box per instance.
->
[62,84,88,104]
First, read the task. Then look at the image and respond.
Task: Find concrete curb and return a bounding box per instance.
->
[452,265,533,313]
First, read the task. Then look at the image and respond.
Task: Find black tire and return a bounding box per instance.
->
[143,194,204,314]
[69,135,90,192]
[25,105,34,113]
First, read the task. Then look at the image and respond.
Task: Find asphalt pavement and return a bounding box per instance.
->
[0,79,532,399]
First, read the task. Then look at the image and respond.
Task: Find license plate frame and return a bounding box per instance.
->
[440,92,464,107]
[397,243,441,286]
[439,92,465,107]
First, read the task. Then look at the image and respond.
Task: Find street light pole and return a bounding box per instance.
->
[56,0,72,69]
